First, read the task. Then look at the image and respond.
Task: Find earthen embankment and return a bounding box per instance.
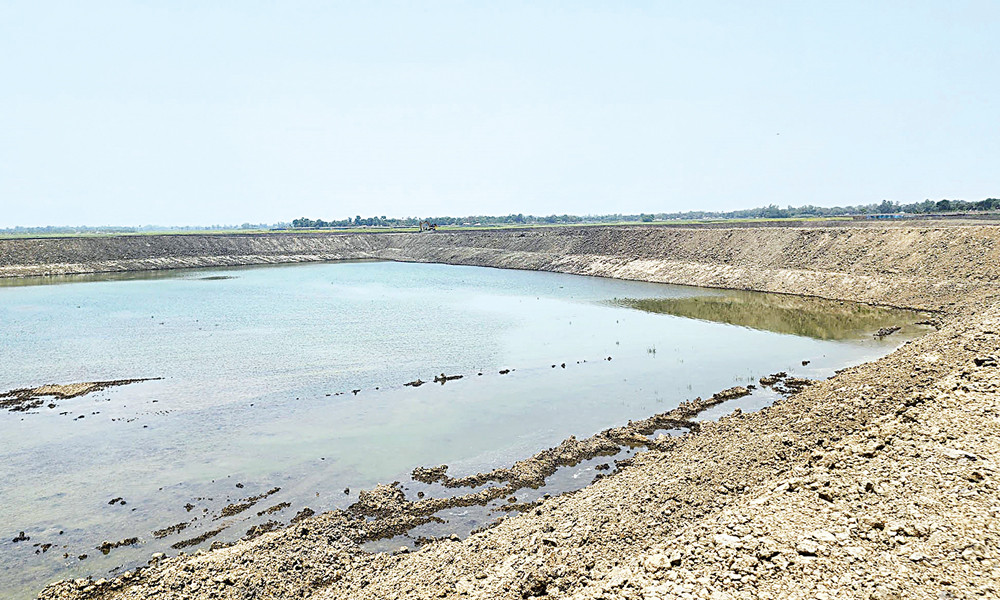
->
[376,225,1000,310]
[0,233,384,277]
[5,224,1000,311]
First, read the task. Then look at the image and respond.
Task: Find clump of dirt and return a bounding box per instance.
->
[256,502,290,517]
[244,521,282,541]
[0,378,161,413]
[289,508,315,524]
[411,465,448,483]
[218,487,281,518]
[170,527,226,550]
[433,373,463,384]
[759,372,815,394]
[151,522,189,539]
[97,538,138,555]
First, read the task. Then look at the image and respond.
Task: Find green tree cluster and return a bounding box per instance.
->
[287,197,999,230]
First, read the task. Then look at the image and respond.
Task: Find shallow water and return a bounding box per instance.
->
[0,261,928,597]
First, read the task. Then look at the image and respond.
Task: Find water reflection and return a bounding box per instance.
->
[0,259,383,288]
[614,291,931,340]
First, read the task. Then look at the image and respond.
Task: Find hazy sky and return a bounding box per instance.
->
[1,1,998,226]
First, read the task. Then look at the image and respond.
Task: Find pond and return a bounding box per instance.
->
[0,261,929,597]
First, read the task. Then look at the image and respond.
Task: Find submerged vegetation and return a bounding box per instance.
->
[615,292,927,340]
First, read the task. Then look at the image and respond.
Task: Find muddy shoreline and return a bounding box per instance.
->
[8,223,1000,599]
[27,381,774,599]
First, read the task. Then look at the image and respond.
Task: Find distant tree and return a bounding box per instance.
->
[761,204,787,218]
[877,200,898,213]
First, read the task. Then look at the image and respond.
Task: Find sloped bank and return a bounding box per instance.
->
[376,224,1000,311]
[12,223,1000,599]
[3,223,1000,311]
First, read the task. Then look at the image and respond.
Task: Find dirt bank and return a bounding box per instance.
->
[4,222,1000,312]
[14,223,1000,599]
[375,224,1000,312]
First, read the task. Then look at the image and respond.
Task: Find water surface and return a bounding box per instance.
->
[0,261,928,597]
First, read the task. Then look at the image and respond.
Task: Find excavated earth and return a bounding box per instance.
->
[5,221,1000,599]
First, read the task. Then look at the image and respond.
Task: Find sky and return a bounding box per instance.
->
[1,1,998,227]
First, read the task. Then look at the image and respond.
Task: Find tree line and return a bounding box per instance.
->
[4,198,997,236]
[290,198,1000,229]
[290,214,585,228]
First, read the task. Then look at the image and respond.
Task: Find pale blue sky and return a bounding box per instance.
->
[1,1,997,226]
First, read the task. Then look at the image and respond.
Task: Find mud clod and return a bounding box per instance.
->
[170,527,226,550]
[97,538,139,555]
[219,487,281,518]
[256,502,291,517]
[289,508,315,524]
[411,465,449,484]
[875,325,901,338]
[0,378,160,413]
[244,521,282,541]
[433,373,463,384]
[151,522,189,539]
